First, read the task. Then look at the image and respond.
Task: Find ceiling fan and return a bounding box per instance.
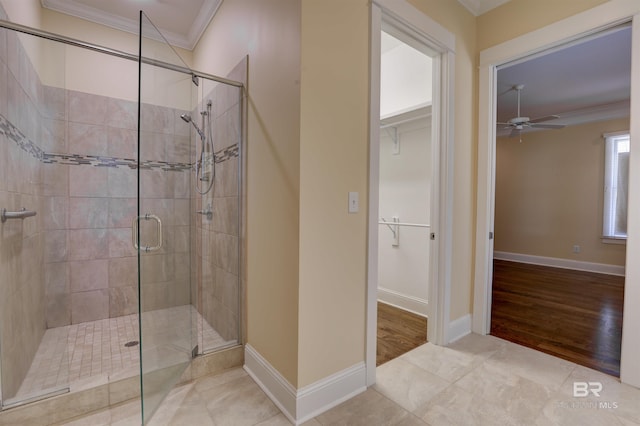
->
[498,84,566,138]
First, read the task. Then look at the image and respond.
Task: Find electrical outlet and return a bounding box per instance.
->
[573,245,581,254]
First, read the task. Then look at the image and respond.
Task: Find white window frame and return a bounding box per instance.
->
[603,131,630,243]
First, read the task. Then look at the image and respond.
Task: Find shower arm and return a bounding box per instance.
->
[191,121,206,142]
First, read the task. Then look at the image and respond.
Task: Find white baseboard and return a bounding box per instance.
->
[244,344,297,422]
[494,251,625,276]
[447,313,471,343]
[296,362,367,424]
[377,287,428,317]
[244,344,367,425]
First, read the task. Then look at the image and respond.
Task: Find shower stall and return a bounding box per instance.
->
[0,9,244,424]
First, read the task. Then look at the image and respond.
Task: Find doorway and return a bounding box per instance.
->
[375,28,433,365]
[473,2,640,388]
[489,25,630,376]
[367,0,455,386]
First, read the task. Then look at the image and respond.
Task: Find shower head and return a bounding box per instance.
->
[181,113,205,140]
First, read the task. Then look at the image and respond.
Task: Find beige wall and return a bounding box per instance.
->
[477,0,609,51]
[42,9,193,108]
[3,0,630,396]
[298,0,369,387]
[193,0,302,385]
[194,0,370,389]
[495,119,628,266]
[0,1,194,107]
[404,0,615,323]
[408,0,477,320]
[0,0,41,28]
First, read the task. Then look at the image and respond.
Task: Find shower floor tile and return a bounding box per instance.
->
[13,306,234,401]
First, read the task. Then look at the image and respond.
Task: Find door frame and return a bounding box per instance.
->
[472,0,640,388]
[367,0,455,386]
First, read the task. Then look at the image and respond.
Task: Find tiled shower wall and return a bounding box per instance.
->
[195,62,244,344]
[0,15,194,398]
[0,21,47,400]
[42,88,193,327]
[0,7,244,399]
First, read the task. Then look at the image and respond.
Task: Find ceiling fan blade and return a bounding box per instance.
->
[530,123,565,129]
[509,128,521,138]
[529,115,560,124]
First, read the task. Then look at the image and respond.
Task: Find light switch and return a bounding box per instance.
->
[348,192,359,213]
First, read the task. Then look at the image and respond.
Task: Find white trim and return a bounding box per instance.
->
[373,0,455,52]
[41,0,221,50]
[494,251,626,276]
[621,13,640,388]
[602,237,627,245]
[243,345,366,425]
[473,0,640,388]
[603,130,631,139]
[478,0,640,67]
[447,314,471,343]
[244,344,297,423]
[472,63,496,336]
[296,363,367,424]
[377,289,428,317]
[429,48,455,347]
[474,0,640,334]
[366,3,383,388]
[367,0,455,387]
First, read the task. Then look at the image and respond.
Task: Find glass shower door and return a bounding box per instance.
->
[137,11,196,423]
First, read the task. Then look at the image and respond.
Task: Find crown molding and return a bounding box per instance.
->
[457,0,511,16]
[41,0,220,50]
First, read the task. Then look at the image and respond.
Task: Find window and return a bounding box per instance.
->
[603,131,630,241]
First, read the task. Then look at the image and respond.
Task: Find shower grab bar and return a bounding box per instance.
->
[1,208,37,223]
[132,214,163,253]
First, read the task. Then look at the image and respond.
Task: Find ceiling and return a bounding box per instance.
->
[41,0,222,50]
[497,24,632,136]
[41,0,507,51]
[40,0,511,50]
[40,0,631,132]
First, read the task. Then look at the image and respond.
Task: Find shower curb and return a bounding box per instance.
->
[0,345,243,426]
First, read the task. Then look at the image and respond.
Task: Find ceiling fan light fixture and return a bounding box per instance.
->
[508,116,530,124]
[498,83,566,137]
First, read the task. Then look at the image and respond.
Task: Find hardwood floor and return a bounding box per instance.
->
[376,302,427,366]
[490,259,624,376]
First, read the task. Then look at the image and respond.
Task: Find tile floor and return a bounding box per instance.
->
[11,306,234,405]
[59,333,640,425]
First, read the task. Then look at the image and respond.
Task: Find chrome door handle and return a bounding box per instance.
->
[132,213,163,252]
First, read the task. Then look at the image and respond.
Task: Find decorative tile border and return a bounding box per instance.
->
[1,114,238,171]
[216,144,239,163]
[0,114,45,161]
